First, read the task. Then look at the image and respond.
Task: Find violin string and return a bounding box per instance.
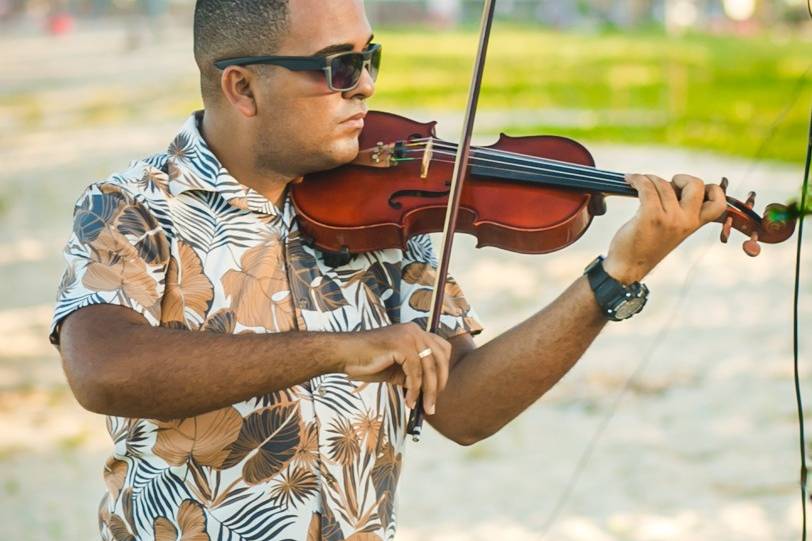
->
[398,147,634,193]
[402,152,636,194]
[405,147,628,183]
[406,147,629,187]
[403,139,628,184]
[403,136,618,176]
[402,137,627,184]
[412,139,625,182]
[401,147,629,188]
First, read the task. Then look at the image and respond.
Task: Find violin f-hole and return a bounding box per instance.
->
[388,189,451,210]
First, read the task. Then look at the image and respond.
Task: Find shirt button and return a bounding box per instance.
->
[318,387,327,397]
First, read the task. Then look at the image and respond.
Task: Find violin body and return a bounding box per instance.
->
[292,110,795,259]
[293,111,602,255]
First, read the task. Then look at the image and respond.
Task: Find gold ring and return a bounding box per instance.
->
[418,348,433,359]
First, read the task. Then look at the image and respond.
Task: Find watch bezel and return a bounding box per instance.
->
[608,284,649,320]
[585,256,649,322]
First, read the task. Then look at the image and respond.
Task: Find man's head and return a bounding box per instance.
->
[194,0,375,179]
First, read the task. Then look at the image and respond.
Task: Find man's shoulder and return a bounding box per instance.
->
[77,153,173,207]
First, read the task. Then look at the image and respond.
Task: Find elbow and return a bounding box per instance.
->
[440,424,493,447]
[61,350,120,415]
[451,429,492,447]
[58,308,142,416]
[452,434,481,447]
[59,328,126,416]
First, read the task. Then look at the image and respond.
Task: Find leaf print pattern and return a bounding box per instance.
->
[370,441,402,531]
[400,240,483,340]
[326,416,361,467]
[269,466,319,508]
[160,241,214,328]
[153,407,242,469]
[136,166,170,196]
[117,202,170,265]
[104,457,128,502]
[82,235,159,308]
[153,500,210,541]
[221,233,295,332]
[100,487,136,541]
[202,309,236,334]
[222,403,302,485]
[287,234,350,313]
[49,111,483,541]
[353,411,382,455]
[74,189,127,245]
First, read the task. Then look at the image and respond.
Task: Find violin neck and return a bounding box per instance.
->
[468,146,637,197]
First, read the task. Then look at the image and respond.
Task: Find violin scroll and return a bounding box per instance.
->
[715,182,797,257]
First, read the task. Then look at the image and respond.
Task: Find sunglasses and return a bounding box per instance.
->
[214,43,382,93]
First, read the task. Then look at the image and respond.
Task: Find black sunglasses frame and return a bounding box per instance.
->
[214,43,382,92]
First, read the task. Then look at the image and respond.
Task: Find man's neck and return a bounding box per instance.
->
[200,110,294,210]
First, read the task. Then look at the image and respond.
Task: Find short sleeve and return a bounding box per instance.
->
[399,234,483,340]
[49,182,170,346]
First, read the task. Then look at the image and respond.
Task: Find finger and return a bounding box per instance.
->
[391,370,406,387]
[645,174,679,213]
[626,174,665,216]
[401,356,422,410]
[419,350,438,415]
[672,174,705,216]
[428,334,452,392]
[360,364,406,385]
[700,183,728,224]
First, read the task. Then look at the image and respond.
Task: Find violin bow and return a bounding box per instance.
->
[406,0,497,441]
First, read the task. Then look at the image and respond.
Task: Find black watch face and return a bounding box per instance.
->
[614,297,646,319]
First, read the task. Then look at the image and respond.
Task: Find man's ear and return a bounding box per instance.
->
[220,67,258,118]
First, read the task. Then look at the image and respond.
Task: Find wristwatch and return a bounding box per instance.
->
[584,256,649,321]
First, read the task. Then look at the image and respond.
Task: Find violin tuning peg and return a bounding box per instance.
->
[720,216,734,244]
[745,191,757,209]
[720,177,729,193]
[743,232,761,257]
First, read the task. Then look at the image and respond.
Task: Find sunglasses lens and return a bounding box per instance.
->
[328,46,381,91]
[369,46,381,82]
[330,53,363,91]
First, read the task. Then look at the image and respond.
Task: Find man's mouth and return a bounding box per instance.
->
[341,112,367,130]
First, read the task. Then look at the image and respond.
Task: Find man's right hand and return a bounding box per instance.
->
[341,322,452,416]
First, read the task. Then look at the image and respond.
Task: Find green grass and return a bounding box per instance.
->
[372,27,812,163]
[7,26,810,165]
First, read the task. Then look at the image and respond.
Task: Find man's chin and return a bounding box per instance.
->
[325,139,361,168]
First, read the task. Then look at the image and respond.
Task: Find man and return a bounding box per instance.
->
[49,1,727,539]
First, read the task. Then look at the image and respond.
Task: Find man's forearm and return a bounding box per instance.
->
[60,306,348,420]
[432,275,607,444]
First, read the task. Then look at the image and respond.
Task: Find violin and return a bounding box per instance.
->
[291,110,797,259]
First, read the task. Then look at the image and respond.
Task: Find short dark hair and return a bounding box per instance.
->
[193,0,290,105]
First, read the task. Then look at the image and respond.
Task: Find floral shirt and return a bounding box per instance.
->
[49,111,482,541]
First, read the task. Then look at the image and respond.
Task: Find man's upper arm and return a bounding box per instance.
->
[448,331,476,371]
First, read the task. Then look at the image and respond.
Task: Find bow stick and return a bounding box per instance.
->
[406,0,497,441]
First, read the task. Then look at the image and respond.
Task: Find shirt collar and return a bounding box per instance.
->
[166,110,282,218]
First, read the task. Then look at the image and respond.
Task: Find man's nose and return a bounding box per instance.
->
[346,64,375,100]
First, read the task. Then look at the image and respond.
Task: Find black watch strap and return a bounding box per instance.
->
[584,256,648,321]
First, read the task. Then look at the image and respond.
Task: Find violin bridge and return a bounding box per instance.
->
[351,142,398,168]
[420,139,434,179]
